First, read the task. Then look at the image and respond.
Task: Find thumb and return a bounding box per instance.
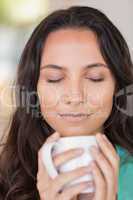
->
[46,131,60,143]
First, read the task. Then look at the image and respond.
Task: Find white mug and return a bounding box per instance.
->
[41,135,99,193]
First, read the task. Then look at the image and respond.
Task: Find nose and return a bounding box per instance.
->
[61,81,85,105]
[63,93,84,105]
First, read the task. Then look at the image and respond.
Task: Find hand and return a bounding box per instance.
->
[37,132,93,200]
[90,133,120,200]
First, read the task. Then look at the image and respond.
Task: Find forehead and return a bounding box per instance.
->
[44,28,97,45]
[42,28,99,52]
[40,28,107,71]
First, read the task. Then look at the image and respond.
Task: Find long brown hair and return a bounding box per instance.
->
[0,6,133,199]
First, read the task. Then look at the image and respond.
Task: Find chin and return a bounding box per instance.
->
[56,127,96,137]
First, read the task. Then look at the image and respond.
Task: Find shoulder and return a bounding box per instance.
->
[116,145,133,200]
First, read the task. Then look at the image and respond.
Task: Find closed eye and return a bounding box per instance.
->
[86,78,104,82]
[46,78,104,83]
[46,78,63,83]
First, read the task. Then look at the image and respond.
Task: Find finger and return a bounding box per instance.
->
[95,133,119,193]
[38,131,60,175]
[37,150,52,193]
[77,193,95,200]
[90,162,106,200]
[90,146,117,199]
[57,181,94,200]
[37,132,60,194]
[96,133,120,174]
[45,131,60,144]
[53,148,84,168]
[52,165,92,194]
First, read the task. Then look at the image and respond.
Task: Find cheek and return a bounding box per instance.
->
[37,82,60,111]
[87,84,114,115]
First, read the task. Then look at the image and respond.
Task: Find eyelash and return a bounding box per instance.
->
[46,78,104,83]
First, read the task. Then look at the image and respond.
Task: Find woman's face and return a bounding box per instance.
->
[37,28,116,137]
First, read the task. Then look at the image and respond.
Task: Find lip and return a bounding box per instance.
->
[58,113,92,122]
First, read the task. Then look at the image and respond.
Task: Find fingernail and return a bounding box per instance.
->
[83,181,93,187]
[96,133,102,138]
[76,148,84,154]
[85,167,92,172]
[84,164,91,173]
[102,134,107,140]
[54,132,60,136]
[52,132,60,139]
[90,146,99,154]
[90,161,96,169]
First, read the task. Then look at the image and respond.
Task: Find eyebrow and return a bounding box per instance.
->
[40,63,108,71]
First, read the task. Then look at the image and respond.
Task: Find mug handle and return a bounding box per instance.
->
[41,141,59,179]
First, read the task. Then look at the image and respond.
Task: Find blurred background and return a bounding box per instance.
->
[0,0,133,140]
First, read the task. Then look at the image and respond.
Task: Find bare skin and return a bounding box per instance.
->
[37,28,119,200]
[37,28,116,137]
[37,132,94,200]
[72,193,94,200]
[37,132,119,200]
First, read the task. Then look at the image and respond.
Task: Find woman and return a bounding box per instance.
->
[0,5,133,200]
